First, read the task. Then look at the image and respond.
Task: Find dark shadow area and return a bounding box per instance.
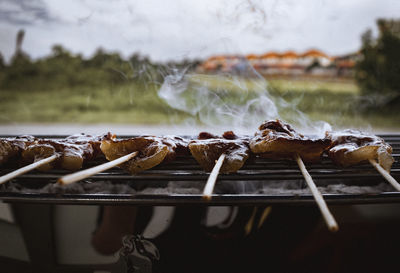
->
[2,204,400,273]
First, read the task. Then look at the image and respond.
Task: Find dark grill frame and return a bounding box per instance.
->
[0,134,399,205]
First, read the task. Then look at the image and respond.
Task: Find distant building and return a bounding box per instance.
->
[199,55,253,75]
[299,49,331,67]
[198,49,358,78]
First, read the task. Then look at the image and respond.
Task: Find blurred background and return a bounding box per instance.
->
[0,0,399,133]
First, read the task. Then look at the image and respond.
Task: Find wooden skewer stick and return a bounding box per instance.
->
[0,154,59,185]
[202,153,226,201]
[295,154,339,232]
[369,159,400,191]
[58,151,138,185]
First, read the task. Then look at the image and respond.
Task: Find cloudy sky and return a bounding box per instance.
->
[0,0,399,62]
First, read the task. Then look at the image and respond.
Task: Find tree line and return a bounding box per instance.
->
[0,44,200,91]
[1,18,399,108]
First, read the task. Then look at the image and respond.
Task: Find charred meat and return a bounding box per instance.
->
[22,133,112,171]
[327,130,394,172]
[159,135,190,162]
[250,120,331,162]
[189,131,250,173]
[0,135,36,166]
[100,135,189,174]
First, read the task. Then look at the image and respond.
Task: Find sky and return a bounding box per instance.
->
[0,0,399,62]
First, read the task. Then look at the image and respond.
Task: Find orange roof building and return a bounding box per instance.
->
[261,52,281,59]
[198,49,346,74]
[301,49,329,58]
[281,51,298,58]
[246,54,259,60]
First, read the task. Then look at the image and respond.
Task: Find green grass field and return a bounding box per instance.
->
[190,74,359,94]
[0,83,189,124]
[0,75,399,129]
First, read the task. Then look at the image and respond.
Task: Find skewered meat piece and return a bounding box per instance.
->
[22,133,112,172]
[100,135,189,174]
[159,136,190,162]
[327,130,394,172]
[63,133,111,157]
[250,120,331,162]
[0,135,36,165]
[189,131,250,173]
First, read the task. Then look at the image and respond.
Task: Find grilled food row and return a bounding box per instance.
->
[0,120,394,175]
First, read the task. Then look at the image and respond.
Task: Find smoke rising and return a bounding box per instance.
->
[157,65,331,135]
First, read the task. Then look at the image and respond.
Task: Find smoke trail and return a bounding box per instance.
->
[157,63,331,136]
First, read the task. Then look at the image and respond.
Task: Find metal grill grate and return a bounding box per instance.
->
[0,134,399,205]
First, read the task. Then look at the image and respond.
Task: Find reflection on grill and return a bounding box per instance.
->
[0,134,399,205]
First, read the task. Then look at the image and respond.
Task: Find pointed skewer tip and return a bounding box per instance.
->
[202,153,226,201]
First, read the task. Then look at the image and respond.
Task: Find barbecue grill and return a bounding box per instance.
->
[1,134,400,273]
[1,134,399,205]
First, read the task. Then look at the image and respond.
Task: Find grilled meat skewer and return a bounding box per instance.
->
[22,133,113,172]
[100,135,189,174]
[0,133,113,185]
[327,130,394,172]
[250,120,338,232]
[250,120,331,162]
[189,131,250,174]
[0,135,36,166]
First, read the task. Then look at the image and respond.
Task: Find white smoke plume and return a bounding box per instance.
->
[158,64,331,136]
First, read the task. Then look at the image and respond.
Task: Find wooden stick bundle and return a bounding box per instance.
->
[295,154,339,232]
[369,159,400,191]
[0,154,59,185]
[202,153,226,201]
[58,151,138,185]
